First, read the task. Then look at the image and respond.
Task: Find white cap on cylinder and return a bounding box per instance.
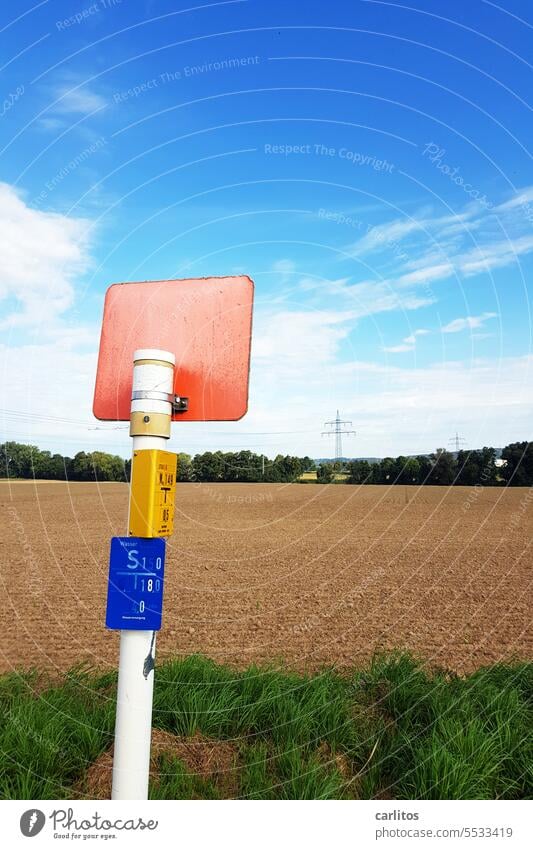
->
[133,348,176,365]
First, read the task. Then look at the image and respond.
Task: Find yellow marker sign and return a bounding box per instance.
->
[129,449,177,538]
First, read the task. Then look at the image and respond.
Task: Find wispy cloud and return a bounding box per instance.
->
[397,263,454,286]
[495,186,533,212]
[456,235,533,276]
[53,84,107,115]
[292,275,435,320]
[346,217,424,255]
[383,328,429,353]
[339,187,533,294]
[38,74,107,131]
[442,313,498,334]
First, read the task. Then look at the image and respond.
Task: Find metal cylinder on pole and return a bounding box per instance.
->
[111,348,175,801]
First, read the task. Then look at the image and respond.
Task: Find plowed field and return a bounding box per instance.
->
[1,481,531,675]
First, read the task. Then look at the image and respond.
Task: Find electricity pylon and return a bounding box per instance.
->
[322,411,356,462]
[448,432,467,452]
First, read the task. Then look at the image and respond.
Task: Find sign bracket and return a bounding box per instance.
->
[131,390,189,412]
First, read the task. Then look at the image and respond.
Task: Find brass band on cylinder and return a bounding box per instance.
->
[129,411,171,438]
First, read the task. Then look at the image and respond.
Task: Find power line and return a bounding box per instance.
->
[0,409,318,436]
[321,410,356,462]
[0,408,95,427]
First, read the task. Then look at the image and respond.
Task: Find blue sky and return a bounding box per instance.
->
[1,0,532,459]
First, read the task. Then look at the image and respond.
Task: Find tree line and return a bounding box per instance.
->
[0,443,314,484]
[181,451,315,483]
[1,441,532,486]
[0,442,130,481]
[320,443,532,487]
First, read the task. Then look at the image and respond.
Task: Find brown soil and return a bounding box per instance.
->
[73,729,239,799]
[1,481,531,675]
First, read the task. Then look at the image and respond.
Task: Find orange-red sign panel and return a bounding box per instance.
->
[93,276,254,422]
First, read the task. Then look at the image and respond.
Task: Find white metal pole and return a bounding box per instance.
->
[111,348,175,800]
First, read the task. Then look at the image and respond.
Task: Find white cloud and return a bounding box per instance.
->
[299,276,350,292]
[0,183,92,328]
[397,263,454,286]
[53,83,107,115]
[339,188,533,296]
[267,259,435,322]
[37,117,65,132]
[253,308,358,370]
[344,211,471,258]
[37,76,107,131]
[382,342,413,353]
[306,277,435,317]
[456,235,533,276]
[383,328,429,353]
[495,186,533,212]
[405,330,430,344]
[442,313,498,334]
[346,217,425,254]
[272,258,296,276]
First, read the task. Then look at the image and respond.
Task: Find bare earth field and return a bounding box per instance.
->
[1,481,531,675]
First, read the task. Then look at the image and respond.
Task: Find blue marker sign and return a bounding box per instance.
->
[106,537,166,630]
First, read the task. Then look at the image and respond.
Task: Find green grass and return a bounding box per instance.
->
[0,653,531,800]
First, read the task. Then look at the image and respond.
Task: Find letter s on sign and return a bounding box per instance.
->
[127,549,140,569]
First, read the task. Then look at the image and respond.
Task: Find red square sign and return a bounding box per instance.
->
[93,276,254,421]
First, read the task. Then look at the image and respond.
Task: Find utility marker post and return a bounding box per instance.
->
[111,349,176,800]
[93,275,254,802]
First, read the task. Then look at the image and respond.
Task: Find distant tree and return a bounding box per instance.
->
[72,451,91,481]
[455,449,479,485]
[347,459,372,484]
[393,456,411,484]
[374,457,395,484]
[192,451,225,482]
[455,448,497,486]
[272,455,304,482]
[176,453,192,481]
[317,462,334,483]
[478,447,498,485]
[0,442,36,477]
[501,442,533,486]
[49,453,69,480]
[429,448,456,485]
[402,457,421,484]
[230,450,263,481]
[263,456,280,482]
[30,449,50,478]
[416,455,433,484]
[93,451,125,481]
[71,450,125,481]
